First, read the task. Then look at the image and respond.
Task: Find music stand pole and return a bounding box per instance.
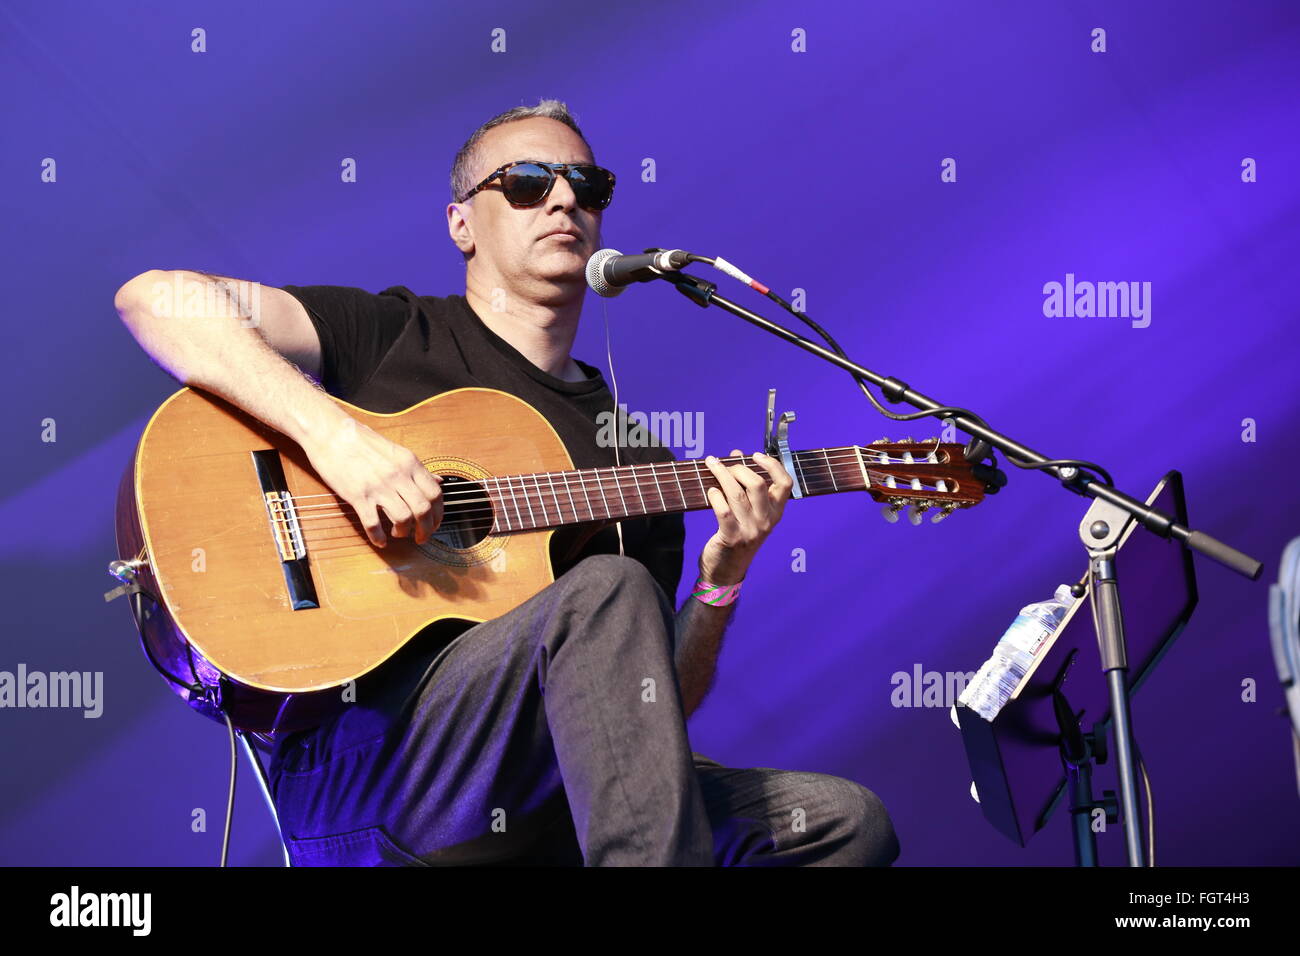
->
[1083,511,1145,865]
[1055,688,1104,866]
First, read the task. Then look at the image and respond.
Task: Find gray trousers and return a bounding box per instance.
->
[268,553,900,866]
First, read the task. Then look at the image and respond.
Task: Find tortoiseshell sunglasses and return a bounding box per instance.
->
[459,160,616,211]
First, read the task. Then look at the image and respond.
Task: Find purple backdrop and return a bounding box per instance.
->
[1,0,1297,866]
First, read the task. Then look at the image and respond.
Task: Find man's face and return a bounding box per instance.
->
[451,117,603,297]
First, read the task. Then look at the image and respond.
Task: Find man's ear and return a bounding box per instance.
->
[447,202,475,256]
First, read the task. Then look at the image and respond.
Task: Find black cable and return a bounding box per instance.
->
[125,574,240,867]
[220,711,237,867]
[759,286,1115,485]
[129,588,206,695]
[682,252,1116,487]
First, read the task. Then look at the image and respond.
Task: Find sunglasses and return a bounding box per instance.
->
[459,160,616,211]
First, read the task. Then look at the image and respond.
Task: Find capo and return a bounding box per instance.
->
[764,388,803,499]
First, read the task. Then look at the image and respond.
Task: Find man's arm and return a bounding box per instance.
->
[673,596,737,718]
[671,448,794,718]
[114,269,443,546]
[115,269,336,442]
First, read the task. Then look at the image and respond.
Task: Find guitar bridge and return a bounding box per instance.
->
[264,491,306,561]
[251,450,319,610]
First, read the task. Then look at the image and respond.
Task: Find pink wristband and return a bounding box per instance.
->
[692,576,742,607]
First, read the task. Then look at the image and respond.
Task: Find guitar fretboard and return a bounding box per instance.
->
[482,446,876,532]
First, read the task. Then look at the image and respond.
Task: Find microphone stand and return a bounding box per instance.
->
[652,267,1263,867]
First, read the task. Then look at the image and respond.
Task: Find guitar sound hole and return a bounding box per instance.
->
[429,475,494,549]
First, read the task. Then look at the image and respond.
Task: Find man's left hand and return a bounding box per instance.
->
[698,449,794,586]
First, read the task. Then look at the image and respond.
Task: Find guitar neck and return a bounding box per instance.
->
[484,447,871,533]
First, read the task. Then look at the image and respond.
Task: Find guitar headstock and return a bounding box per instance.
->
[860,438,985,525]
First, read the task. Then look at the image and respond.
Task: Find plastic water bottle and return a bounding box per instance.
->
[958,584,1078,721]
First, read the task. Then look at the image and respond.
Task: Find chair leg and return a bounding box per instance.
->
[236,731,292,867]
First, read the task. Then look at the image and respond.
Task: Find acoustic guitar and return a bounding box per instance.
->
[113,386,987,733]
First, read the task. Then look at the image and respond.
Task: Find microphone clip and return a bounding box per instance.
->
[643,251,715,308]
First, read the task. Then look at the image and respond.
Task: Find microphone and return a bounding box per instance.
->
[586,248,691,297]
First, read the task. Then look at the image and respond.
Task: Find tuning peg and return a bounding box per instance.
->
[901,451,925,494]
[881,502,903,523]
[871,437,891,446]
[907,502,929,526]
[923,448,950,493]
[879,454,898,487]
[931,504,958,524]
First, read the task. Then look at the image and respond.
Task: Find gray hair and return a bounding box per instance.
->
[449,98,593,204]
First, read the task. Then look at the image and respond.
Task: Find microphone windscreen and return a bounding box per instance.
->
[585,248,625,298]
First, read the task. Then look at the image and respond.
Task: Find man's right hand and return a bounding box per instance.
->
[115,270,445,550]
[300,416,444,548]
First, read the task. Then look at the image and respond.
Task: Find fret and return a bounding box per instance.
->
[559,471,583,522]
[694,459,709,505]
[670,459,687,510]
[670,460,691,512]
[852,445,871,490]
[591,466,613,520]
[531,474,551,526]
[792,451,811,496]
[576,469,595,520]
[611,466,630,517]
[504,475,524,529]
[518,474,538,527]
[627,464,648,515]
[488,477,509,532]
[521,474,537,526]
[822,448,839,492]
[647,462,667,513]
[544,471,565,524]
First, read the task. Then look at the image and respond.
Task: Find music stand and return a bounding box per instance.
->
[955,470,1198,861]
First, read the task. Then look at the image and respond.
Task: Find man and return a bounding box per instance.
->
[114,99,899,866]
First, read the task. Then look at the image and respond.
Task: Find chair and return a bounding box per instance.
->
[236,730,292,867]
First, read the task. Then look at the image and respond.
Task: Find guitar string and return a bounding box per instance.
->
[294,466,959,555]
[272,454,956,530]
[298,492,961,553]
[289,470,948,525]
[280,445,943,506]
[280,449,951,516]
[266,453,960,546]
[278,465,961,554]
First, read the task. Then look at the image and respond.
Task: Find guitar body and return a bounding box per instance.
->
[115,384,985,735]
[115,386,597,734]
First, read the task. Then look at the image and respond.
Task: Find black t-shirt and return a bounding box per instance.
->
[279,284,687,606]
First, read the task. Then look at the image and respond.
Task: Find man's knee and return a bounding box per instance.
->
[561,553,667,611]
[534,553,674,662]
[786,775,899,866]
[833,780,900,866]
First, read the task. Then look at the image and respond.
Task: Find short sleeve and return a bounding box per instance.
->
[279,285,411,399]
